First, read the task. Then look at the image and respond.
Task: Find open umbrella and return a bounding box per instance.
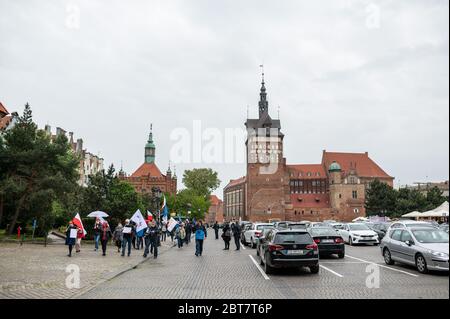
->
[87,211,109,218]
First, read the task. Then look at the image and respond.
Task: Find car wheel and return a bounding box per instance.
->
[264,255,274,274]
[383,248,395,265]
[251,238,256,249]
[349,237,353,246]
[338,252,345,259]
[310,265,320,274]
[416,254,429,274]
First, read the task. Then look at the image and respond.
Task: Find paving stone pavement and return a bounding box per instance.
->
[80,233,449,299]
[0,240,173,299]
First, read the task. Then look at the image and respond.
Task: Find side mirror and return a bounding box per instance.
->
[405,240,413,246]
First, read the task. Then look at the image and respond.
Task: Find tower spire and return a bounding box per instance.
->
[145,124,156,163]
[258,64,268,118]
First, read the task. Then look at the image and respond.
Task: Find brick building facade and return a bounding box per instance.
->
[120,126,177,196]
[224,76,394,222]
[205,195,224,224]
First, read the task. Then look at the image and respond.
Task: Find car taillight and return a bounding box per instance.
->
[335,238,344,244]
[255,231,262,238]
[268,244,284,252]
[314,239,321,244]
[306,243,318,250]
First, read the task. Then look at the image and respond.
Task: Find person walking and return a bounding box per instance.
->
[222,222,231,250]
[75,225,84,253]
[144,220,160,259]
[231,222,241,250]
[176,223,186,248]
[65,221,78,257]
[112,223,123,253]
[185,220,192,245]
[213,221,220,240]
[161,222,167,242]
[100,221,112,256]
[194,220,207,257]
[121,219,134,257]
[93,218,102,251]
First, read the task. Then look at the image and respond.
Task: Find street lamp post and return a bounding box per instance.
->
[151,187,162,224]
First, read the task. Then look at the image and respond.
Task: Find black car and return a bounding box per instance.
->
[367,222,390,240]
[258,229,320,274]
[309,227,345,258]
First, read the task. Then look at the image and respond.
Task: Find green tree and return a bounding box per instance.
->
[0,104,80,234]
[182,168,220,197]
[77,165,143,227]
[166,189,210,220]
[365,179,397,217]
[425,187,447,210]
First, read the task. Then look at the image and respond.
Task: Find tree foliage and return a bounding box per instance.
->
[0,104,80,234]
[365,179,448,218]
[182,168,220,197]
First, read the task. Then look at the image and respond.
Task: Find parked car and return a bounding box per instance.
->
[367,222,391,240]
[337,223,379,246]
[309,227,345,258]
[309,222,328,228]
[243,223,274,248]
[258,229,320,274]
[256,227,277,256]
[287,222,309,230]
[389,220,439,230]
[380,226,449,274]
[329,223,345,231]
[273,221,292,230]
[439,224,449,233]
[240,223,253,243]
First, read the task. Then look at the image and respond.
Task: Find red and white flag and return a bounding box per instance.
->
[72,213,87,237]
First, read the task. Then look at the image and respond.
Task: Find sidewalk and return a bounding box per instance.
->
[0,240,174,299]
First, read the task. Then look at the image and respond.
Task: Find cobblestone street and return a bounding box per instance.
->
[80,231,449,299]
[0,240,173,299]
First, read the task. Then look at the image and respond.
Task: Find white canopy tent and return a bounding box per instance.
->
[401,211,423,218]
[403,201,449,219]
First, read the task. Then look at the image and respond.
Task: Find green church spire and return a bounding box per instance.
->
[145,124,156,163]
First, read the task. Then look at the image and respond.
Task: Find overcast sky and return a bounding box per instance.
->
[1,0,448,196]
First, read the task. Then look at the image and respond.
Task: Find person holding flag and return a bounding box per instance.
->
[72,213,86,253]
[130,209,147,251]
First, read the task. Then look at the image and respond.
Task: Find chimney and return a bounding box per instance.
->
[44,125,52,135]
[365,152,368,156]
[76,138,83,153]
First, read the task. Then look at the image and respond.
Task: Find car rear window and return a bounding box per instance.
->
[274,232,313,244]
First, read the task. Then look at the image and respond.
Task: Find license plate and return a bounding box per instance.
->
[286,250,304,255]
[322,239,334,243]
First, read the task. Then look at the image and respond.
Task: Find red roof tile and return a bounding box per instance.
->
[225,176,246,189]
[288,164,327,179]
[290,193,330,209]
[322,151,393,179]
[0,102,8,116]
[131,162,164,178]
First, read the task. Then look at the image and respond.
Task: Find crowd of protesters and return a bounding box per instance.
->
[65,217,243,259]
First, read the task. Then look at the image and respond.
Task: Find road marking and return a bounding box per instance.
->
[321,261,367,264]
[240,243,247,250]
[345,255,419,277]
[319,265,344,278]
[249,255,270,280]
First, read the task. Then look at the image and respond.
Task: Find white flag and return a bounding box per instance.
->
[130,209,147,234]
[167,217,178,232]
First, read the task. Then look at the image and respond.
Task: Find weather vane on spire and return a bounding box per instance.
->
[259,64,265,83]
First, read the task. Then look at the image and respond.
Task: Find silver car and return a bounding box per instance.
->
[380,227,449,274]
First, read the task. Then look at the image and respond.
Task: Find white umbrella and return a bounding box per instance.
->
[87,211,109,218]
